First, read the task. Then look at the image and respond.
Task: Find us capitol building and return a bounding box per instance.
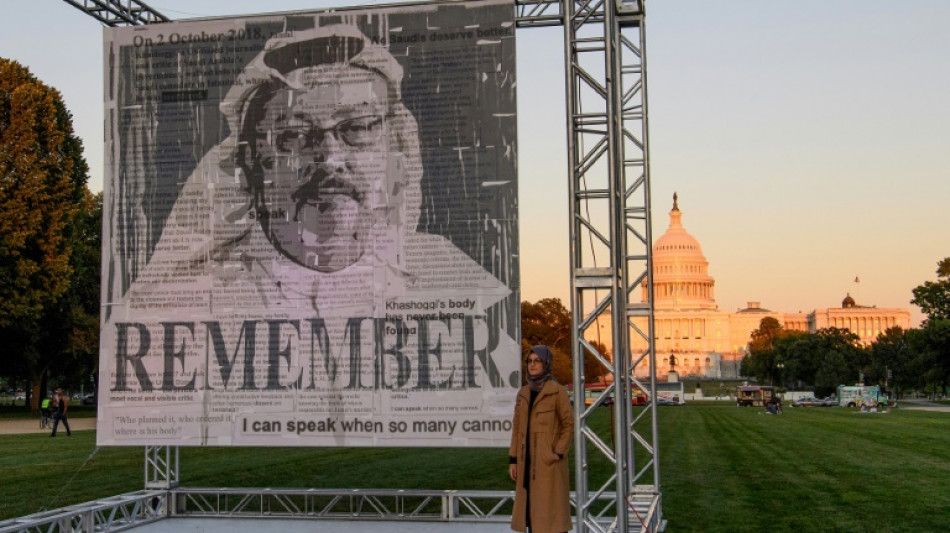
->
[594,194,911,379]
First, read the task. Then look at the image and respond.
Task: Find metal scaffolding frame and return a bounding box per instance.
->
[0,488,660,533]
[60,0,169,26]
[517,1,660,531]
[57,0,661,531]
[0,491,167,533]
[144,446,180,490]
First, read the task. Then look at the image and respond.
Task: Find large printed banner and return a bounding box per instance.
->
[99,0,519,447]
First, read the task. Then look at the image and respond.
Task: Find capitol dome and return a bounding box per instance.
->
[842,293,856,308]
[644,194,717,310]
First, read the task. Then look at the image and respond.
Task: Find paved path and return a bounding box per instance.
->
[898,399,950,412]
[0,417,96,435]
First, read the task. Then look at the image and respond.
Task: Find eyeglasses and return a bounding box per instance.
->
[525,358,543,365]
[273,115,385,151]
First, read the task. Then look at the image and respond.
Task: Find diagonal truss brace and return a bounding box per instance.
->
[61,0,169,26]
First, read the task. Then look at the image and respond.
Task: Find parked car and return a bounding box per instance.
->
[792,396,833,407]
[655,397,682,406]
[597,392,616,407]
[81,394,97,406]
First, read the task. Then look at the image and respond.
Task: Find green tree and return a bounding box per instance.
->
[520,298,608,385]
[38,192,101,393]
[749,317,784,353]
[812,328,863,397]
[772,331,812,388]
[0,58,91,408]
[768,328,862,396]
[739,351,768,383]
[583,339,610,385]
[869,326,913,397]
[911,257,950,323]
[816,358,853,396]
[740,317,785,384]
[906,319,950,398]
[903,257,950,397]
[938,257,950,278]
[522,298,573,383]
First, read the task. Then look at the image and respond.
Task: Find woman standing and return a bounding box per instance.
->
[508,345,574,533]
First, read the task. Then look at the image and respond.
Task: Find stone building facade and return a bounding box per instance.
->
[592,194,911,379]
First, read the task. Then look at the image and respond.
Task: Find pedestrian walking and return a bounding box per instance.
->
[50,388,71,437]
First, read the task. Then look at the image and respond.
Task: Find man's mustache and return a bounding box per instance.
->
[290,168,365,216]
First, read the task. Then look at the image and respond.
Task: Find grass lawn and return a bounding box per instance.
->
[1,405,948,532]
[659,405,950,532]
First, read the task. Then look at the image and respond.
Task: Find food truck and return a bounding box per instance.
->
[736,385,775,407]
[837,385,889,408]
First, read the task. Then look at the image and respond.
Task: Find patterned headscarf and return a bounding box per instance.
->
[526,345,555,392]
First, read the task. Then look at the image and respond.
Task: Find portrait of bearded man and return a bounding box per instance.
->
[108,18,518,390]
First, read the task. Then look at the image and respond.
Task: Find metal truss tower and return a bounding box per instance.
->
[61,0,169,26]
[64,0,660,530]
[144,445,179,489]
[516,1,660,531]
[60,0,178,497]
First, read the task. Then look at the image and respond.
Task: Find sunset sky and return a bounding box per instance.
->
[2,0,946,326]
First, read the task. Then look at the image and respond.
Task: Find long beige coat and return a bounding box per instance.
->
[509,380,574,533]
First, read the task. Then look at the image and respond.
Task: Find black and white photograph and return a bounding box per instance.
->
[99,0,519,447]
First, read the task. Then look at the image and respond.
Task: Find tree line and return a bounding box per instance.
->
[520,298,609,385]
[2,57,946,409]
[741,258,950,398]
[0,58,100,408]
